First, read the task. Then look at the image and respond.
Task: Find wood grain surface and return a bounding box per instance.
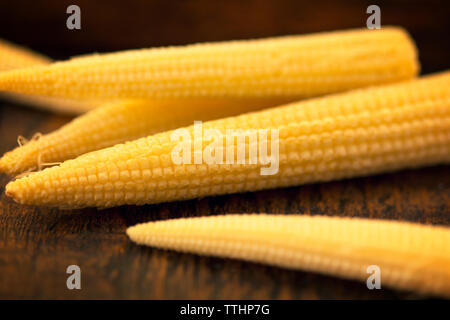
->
[0,0,449,300]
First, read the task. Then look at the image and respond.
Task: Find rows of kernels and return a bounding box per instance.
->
[127,215,450,297]
[0,28,418,99]
[15,134,449,208]
[4,72,450,207]
[0,97,295,175]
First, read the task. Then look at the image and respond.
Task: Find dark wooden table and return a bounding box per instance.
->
[0,0,449,300]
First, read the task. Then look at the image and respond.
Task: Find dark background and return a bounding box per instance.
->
[0,0,449,299]
[0,0,448,73]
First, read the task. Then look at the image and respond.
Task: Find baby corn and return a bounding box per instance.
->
[0,28,418,100]
[4,71,450,208]
[127,214,450,298]
[0,39,98,114]
[0,27,421,173]
[0,97,293,176]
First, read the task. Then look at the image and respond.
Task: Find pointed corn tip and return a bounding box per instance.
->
[0,155,15,176]
[5,181,22,203]
[0,153,19,176]
[126,223,147,243]
[126,225,136,239]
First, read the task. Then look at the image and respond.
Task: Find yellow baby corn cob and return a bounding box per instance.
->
[0,27,418,100]
[0,97,293,176]
[0,38,98,114]
[127,214,450,297]
[5,72,450,208]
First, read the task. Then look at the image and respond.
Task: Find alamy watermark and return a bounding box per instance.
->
[366,5,381,29]
[366,265,381,289]
[66,5,81,30]
[170,121,279,175]
[66,265,81,290]
[66,4,381,31]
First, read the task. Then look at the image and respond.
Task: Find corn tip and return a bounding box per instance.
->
[127,222,158,245]
[126,224,142,242]
[5,180,20,203]
[0,151,21,176]
[125,225,135,238]
[0,155,16,176]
